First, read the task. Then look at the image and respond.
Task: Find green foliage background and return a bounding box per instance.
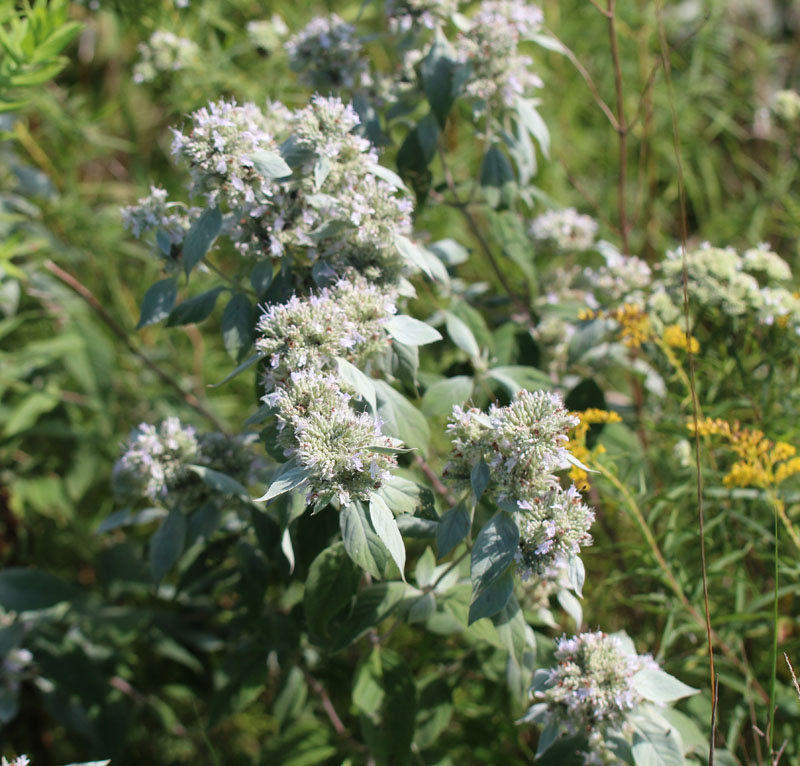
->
[2,0,800,763]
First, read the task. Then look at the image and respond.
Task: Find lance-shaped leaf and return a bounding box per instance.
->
[471,512,519,595]
[182,206,222,277]
[370,492,406,578]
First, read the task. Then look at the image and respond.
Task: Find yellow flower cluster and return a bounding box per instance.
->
[579,304,651,348]
[689,417,800,488]
[662,324,700,353]
[569,409,623,489]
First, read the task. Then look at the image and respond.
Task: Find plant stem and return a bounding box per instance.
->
[43,259,229,434]
[607,0,630,254]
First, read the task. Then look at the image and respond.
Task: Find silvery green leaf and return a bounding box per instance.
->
[336,356,377,412]
[370,493,406,578]
[564,451,598,474]
[373,379,430,452]
[280,527,295,573]
[167,286,225,327]
[567,555,585,597]
[631,708,685,766]
[516,97,550,158]
[251,149,292,179]
[535,721,560,755]
[384,314,442,346]
[396,235,434,279]
[421,376,473,417]
[632,669,699,704]
[445,311,481,358]
[313,155,331,189]
[556,588,583,628]
[340,501,389,579]
[428,238,469,265]
[254,463,309,503]
[370,163,407,190]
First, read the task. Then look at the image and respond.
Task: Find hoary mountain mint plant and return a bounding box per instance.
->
[90,0,797,763]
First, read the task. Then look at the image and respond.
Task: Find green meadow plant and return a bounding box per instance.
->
[2,1,800,764]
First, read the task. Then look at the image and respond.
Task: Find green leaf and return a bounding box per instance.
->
[370,493,406,578]
[421,375,473,417]
[445,311,481,358]
[0,569,79,612]
[471,512,519,595]
[187,464,249,497]
[250,261,274,298]
[332,582,407,651]
[384,314,442,346]
[353,649,418,766]
[370,163,407,190]
[221,292,255,361]
[304,543,363,641]
[516,97,550,158]
[632,669,699,704]
[252,150,292,179]
[340,501,389,578]
[274,666,308,730]
[487,365,553,396]
[182,206,222,277]
[336,357,377,412]
[480,146,515,188]
[136,278,177,329]
[373,379,430,452]
[149,507,187,584]
[377,476,423,516]
[631,709,685,766]
[166,286,224,326]
[567,555,585,597]
[254,463,309,503]
[209,352,263,387]
[533,735,590,765]
[437,502,471,558]
[468,570,513,624]
[421,30,460,128]
[313,155,331,188]
[470,458,490,501]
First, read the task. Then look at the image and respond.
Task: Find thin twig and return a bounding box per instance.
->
[607,0,630,254]
[654,5,717,754]
[544,27,619,131]
[785,653,800,700]
[303,671,349,737]
[414,455,455,506]
[43,259,228,434]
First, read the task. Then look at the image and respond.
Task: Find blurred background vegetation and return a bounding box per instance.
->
[2,0,800,763]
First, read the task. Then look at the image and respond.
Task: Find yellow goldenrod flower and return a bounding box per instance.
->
[689,418,799,489]
[662,324,700,353]
[569,409,623,489]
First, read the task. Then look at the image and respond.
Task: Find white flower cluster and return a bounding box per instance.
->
[158,95,413,281]
[285,14,368,92]
[267,371,399,506]
[256,274,397,389]
[444,391,594,574]
[1,756,30,766]
[530,208,598,251]
[171,99,279,208]
[453,0,544,108]
[516,485,595,578]
[582,244,652,302]
[113,417,254,506]
[533,631,658,731]
[651,242,800,334]
[133,30,200,84]
[772,89,800,122]
[247,15,289,52]
[121,186,200,268]
[385,0,461,33]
